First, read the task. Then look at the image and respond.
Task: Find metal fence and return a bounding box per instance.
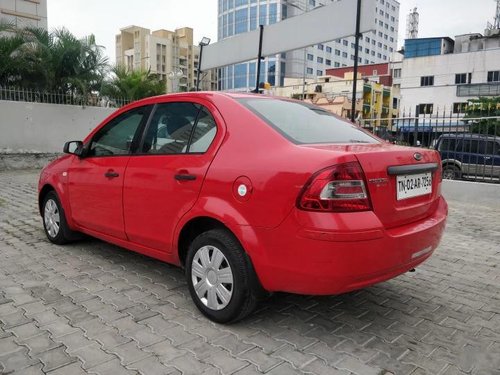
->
[360,111,500,184]
[0,86,131,108]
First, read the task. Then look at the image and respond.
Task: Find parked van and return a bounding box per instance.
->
[435,133,500,181]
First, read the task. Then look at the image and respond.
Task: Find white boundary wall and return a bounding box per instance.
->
[0,100,115,153]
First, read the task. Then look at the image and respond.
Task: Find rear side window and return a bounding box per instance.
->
[438,138,456,151]
[239,98,379,144]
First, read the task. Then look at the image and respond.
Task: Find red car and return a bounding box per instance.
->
[38,93,448,323]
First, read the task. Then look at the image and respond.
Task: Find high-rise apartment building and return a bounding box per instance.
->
[116,26,216,92]
[0,0,47,30]
[217,0,399,91]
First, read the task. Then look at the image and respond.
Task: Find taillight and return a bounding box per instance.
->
[298,162,371,212]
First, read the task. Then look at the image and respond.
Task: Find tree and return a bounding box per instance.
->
[465,97,500,136]
[0,25,108,99]
[101,65,166,101]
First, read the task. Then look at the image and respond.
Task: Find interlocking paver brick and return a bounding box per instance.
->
[2,170,500,375]
[36,346,78,372]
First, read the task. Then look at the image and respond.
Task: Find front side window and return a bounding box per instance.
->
[239,98,379,145]
[88,106,150,157]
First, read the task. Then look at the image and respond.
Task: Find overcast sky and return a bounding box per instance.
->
[47,0,496,64]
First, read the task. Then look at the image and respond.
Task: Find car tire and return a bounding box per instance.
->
[442,165,461,180]
[42,191,77,245]
[185,228,258,323]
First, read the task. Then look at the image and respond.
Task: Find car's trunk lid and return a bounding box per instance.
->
[302,143,442,228]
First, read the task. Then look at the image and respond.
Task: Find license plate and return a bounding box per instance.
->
[396,172,432,200]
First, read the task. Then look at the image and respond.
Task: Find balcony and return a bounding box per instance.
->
[457,83,500,97]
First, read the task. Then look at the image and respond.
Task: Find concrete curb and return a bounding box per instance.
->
[0,153,59,171]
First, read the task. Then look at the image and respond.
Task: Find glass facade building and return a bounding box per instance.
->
[217,0,287,90]
[217,0,400,91]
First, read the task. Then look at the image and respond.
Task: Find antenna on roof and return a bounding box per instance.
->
[406,7,419,39]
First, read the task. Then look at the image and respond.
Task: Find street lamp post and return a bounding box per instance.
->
[351,0,362,123]
[196,37,211,91]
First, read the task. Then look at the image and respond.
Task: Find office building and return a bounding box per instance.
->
[398,32,500,115]
[116,26,216,92]
[0,0,47,30]
[217,0,399,91]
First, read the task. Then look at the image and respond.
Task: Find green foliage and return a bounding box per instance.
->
[101,65,166,101]
[465,97,500,136]
[0,24,108,98]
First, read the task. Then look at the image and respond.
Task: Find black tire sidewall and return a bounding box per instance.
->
[185,229,250,323]
[42,191,69,244]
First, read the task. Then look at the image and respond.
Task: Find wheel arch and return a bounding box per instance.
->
[38,184,56,216]
[442,159,462,170]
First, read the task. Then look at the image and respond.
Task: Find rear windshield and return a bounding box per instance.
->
[238,98,379,145]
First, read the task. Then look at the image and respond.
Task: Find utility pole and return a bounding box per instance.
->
[351,0,362,123]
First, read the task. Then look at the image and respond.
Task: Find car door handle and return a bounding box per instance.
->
[175,174,196,181]
[104,170,120,178]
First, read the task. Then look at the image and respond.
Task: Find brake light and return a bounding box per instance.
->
[298,162,371,212]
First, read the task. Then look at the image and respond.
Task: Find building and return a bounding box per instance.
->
[398,32,500,115]
[217,0,400,91]
[273,68,399,128]
[0,0,47,30]
[116,26,216,92]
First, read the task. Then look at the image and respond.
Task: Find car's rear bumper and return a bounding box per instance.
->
[249,196,448,295]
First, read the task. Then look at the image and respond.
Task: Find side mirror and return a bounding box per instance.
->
[63,141,84,157]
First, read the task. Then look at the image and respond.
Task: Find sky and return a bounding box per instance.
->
[47,0,497,64]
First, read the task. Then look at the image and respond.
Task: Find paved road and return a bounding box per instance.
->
[0,170,499,375]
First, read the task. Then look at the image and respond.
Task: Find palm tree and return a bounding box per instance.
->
[0,25,109,100]
[101,65,166,101]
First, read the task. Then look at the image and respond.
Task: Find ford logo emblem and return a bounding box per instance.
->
[414,152,422,161]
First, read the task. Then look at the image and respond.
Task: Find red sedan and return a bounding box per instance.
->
[38,92,448,323]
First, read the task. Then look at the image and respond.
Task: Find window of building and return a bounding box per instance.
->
[235,8,248,34]
[390,26,395,32]
[487,71,500,82]
[309,0,316,6]
[351,54,355,60]
[379,10,384,15]
[306,67,313,74]
[268,3,278,24]
[250,6,257,30]
[364,59,369,64]
[393,68,401,78]
[384,34,388,39]
[389,47,393,52]
[259,4,267,25]
[383,55,387,60]
[391,16,395,22]
[390,37,394,42]
[372,40,376,45]
[326,46,332,53]
[392,5,396,10]
[383,45,388,50]
[455,73,467,85]
[420,76,434,86]
[378,42,382,47]
[342,52,348,57]
[307,53,314,61]
[371,51,375,56]
[453,102,467,114]
[378,31,383,37]
[365,37,370,42]
[418,104,434,115]
[343,39,348,46]
[377,53,382,58]
[351,42,356,48]
[334,62,340,67]
[326,59,331,66]
[365,48,370,53]
[335,49,341,55]
[317,70,323,76]
[235,0,247,6]
[318,44,324,50]
[379,20,383,26]
[317,57,323,63]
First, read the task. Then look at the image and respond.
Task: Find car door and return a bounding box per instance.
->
[68,105,152,239]
[123,100,221,252]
